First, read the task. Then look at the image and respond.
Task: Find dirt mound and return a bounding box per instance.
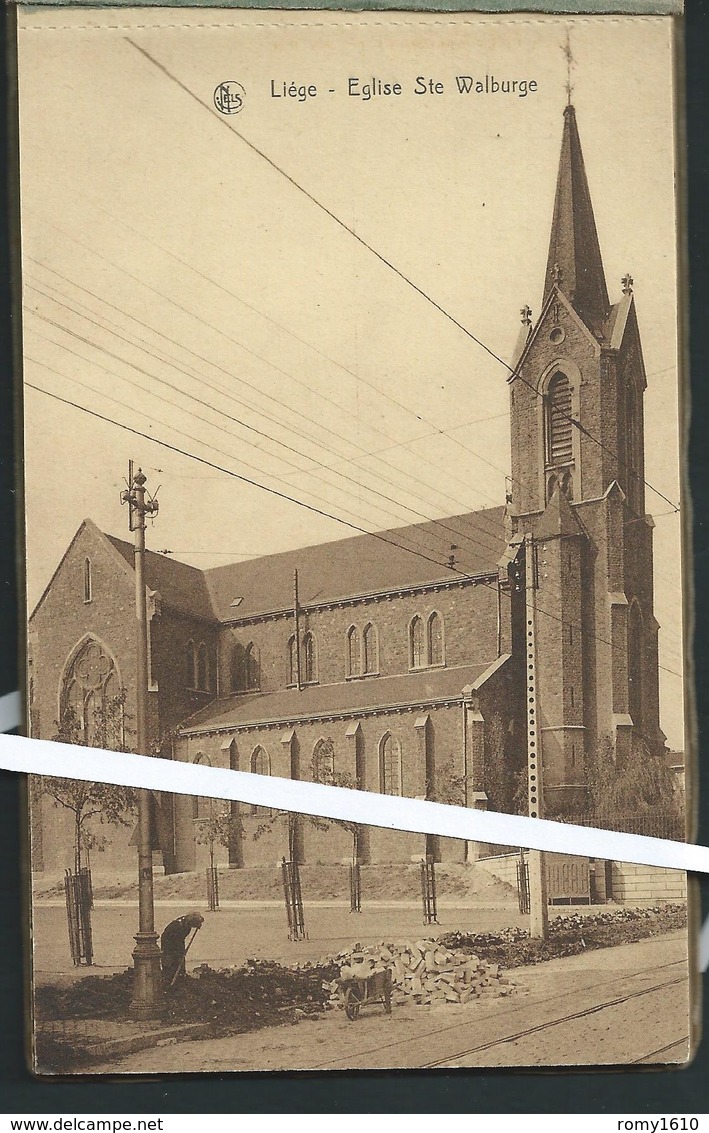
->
[86,862,515,904]
[35,957,338,1032]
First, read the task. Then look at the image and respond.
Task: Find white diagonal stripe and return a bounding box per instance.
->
[0,730,703,875]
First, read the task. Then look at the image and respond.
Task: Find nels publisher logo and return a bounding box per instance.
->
[214,81,246,115]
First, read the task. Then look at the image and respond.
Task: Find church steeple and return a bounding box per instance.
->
[543,105,610,331]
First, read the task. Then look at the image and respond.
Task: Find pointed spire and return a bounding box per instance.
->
[543,105,609,330]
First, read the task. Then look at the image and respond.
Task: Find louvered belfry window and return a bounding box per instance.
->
[547,372,573,466]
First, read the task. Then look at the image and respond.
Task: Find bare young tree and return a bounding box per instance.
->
[193,800,244,875]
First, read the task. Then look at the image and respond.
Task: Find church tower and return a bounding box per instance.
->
[508,105,665,816]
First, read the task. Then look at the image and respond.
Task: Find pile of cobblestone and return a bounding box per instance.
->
[325,940,513,1008]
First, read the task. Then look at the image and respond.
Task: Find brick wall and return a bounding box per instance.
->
[217,579,500,694]
[29,521,219,872]
[174,702,477,867]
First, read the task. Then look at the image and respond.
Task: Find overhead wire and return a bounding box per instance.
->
[28,260,678,555]
[24,274,508,560]
[24,377,507,586]
[125,38,680,517]
[25,304,507,569]
[24,340,474,560]
[28,214,509,519]
[24,378,683,681]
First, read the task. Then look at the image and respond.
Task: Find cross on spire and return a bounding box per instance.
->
[562,30,575,105]
[520,304,532,326]
[621,273,634,294]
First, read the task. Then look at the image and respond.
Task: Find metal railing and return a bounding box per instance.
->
[516,854,530,913]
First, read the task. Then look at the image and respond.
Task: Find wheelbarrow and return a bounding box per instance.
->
[339,967,393,1021]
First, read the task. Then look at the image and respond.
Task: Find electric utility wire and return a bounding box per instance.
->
[25,279,506,557]
[25,346,504,572]
[26,270,685,654]
[26,309,504,569]
[125,38,679,517]
[24,378,683,681]
[30,213,506,516]
[25,337,463,557]
[40,184,679,455]
[25,376,507,585]
[24,287,684,648]
[28,259,510,515]
[27,304,449,535]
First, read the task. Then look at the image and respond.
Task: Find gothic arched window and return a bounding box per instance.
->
[303,632,317,684]
[546,372,573,467]
[197,642,209,692]
[363,623,379,674]
[231,642,245,692]
[380,732,402,796]
[427,612,443,666]
[61,638,123,749]
[187,640,197,688]
[312,737,335,784]
[347,625,360,677]
[625,382,642,512]
[244,642,260,691]
[250,745,271,815]
[192,753,212,820]
[409,615,424,669]
[83,558,92,604]
[287,635,297,686]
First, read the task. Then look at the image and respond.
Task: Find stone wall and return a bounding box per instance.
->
[611,862,687,903]
[477,853,687,905]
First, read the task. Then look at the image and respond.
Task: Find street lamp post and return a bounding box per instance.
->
[122,465,163,1016]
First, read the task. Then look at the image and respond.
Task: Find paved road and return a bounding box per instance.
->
[87,932,690,1073]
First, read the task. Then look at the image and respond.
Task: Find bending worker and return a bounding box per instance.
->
[160,911,204,987]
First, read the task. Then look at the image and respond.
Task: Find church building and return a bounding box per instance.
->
[27,105,665,874]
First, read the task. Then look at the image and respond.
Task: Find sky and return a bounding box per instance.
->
[16,10,685,746]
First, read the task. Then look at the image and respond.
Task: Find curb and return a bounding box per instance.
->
[86,1021,213,1061]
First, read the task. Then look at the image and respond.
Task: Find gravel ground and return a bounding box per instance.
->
[31,863,515,904]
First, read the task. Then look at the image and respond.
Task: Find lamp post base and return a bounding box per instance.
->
[131,932,163,1018]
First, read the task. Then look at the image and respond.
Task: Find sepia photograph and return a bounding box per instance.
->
[17,8,691,1072]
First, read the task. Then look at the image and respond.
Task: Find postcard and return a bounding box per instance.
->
[17,7,692,1072]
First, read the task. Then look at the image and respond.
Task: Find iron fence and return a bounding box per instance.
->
[64,867,93,966]
[516,855,530,913]
[281,857,307,940]
[206,865,219,911]
[349,861,362,913]
[420,858,438,925]
[564,811,685,842]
